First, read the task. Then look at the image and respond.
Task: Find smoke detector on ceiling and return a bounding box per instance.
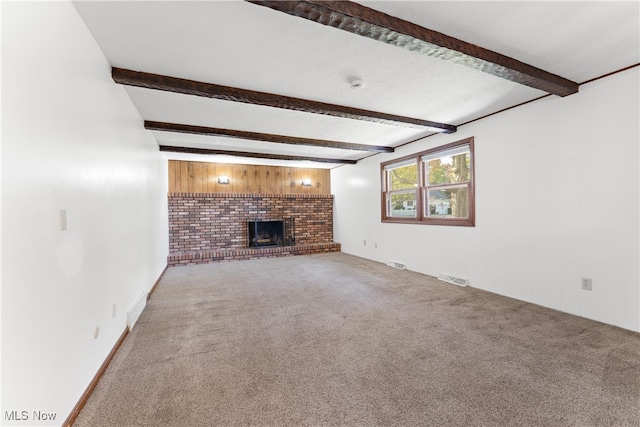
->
[349,78,365,89]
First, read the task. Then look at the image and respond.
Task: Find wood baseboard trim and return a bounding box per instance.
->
[62,327,129,427]
[63,265,168,426]
[148,264,168,300]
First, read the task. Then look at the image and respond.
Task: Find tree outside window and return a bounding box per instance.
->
[423,145,471,220]
[381,138,475,226]
[384,161,417,218]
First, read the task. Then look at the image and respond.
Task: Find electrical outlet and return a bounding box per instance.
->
[374,243,378,248]
[581,278,592,291]
[112,303,117,319]
[363,240,366,246]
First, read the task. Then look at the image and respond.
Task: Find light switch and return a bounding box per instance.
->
[59,209,67,231]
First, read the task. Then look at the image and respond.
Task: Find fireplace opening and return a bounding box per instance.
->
[247,219,294,248]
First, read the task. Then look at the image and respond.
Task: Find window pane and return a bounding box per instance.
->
[388,163,418,191]
[426,150,470,185]
[389,191,417,218]
[426,187,468,218]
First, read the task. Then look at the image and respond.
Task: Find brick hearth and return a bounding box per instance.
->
[167,243,342,266]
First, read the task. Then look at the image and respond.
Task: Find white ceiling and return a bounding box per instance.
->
[73,1,640,169]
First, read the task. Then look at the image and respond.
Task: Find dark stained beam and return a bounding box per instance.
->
[246,0,579,97]
[146,121,394,153]
[113,68,456,133]
[158,145,358,164]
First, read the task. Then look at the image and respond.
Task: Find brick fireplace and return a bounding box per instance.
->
[167,192,340,266]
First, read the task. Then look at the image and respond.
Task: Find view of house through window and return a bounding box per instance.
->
[423,144,471,219]
[381,138,474,226]
[386,160,418,218]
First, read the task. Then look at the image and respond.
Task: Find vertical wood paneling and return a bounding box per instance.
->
[168,160,331,195]
[286,168,295,194]
[187,162,194,192]
[205,163,215,193]
[168,161,178,193]
[192,162,203,193]
[256,165,263,193]
[234,165,241,193]
[249,165,257,192]
[274,167,284,194]
[237,165,245,194]
[180,161,189,192]
[264,167,274,194]
[257,165,263,193]
[291,168,299,192]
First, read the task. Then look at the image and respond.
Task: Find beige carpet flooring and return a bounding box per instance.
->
[74,253,640,426]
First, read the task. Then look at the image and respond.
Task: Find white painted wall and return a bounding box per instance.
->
[332,67,640,332]
[1,2,168,425]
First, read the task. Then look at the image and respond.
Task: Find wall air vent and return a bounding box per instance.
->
[438,273,469,287]
[387,260,406,270]
[127,291,147,330]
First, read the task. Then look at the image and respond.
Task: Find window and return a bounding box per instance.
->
[383,159,418,218]
[381,138,474,226]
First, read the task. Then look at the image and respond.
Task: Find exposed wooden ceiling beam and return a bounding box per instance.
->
[146,121,394,153]
[246,0,579,97]
[159,145,358,164]
[113,68,456,133]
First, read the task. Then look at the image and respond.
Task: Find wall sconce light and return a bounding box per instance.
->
[301,179,312,187]
[218,176,230,184]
